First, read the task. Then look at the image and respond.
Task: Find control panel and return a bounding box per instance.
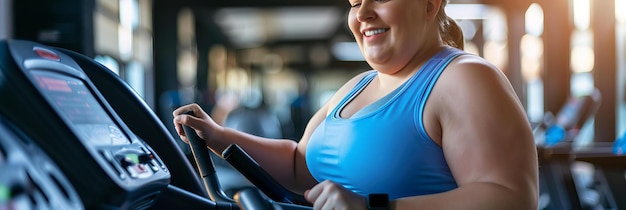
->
[0,40,170,209]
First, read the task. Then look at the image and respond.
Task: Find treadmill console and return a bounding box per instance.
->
[0,40,170,209]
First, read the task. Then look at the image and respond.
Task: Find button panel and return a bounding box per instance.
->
[100,147,164,180]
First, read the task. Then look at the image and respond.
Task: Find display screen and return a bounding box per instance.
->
[31,71,129,145]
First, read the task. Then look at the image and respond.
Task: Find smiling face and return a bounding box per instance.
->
[347,0,443,74]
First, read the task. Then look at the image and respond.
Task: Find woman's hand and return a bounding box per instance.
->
[305,180,367,210]
[172,103,227,154]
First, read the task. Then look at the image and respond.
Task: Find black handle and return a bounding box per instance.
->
[222,144,293,204]
[234,187,275,210]
[183,124,217,177]
[182,111,234,203]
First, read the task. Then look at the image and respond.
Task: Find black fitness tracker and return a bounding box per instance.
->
[368,193,390,210]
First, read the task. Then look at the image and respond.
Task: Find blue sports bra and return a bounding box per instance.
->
[305,47,464,200]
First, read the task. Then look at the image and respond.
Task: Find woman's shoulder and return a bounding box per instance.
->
[433,52,521,112]
[443,53,509,86]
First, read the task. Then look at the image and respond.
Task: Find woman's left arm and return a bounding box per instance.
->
[394,55,539,210]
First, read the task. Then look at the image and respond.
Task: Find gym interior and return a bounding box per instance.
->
[0,0,625,209]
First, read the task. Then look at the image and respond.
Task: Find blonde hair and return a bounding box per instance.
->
[436,0,464,50]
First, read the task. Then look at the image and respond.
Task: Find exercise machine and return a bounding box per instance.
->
[0,39,311,209]
[0,39,172,209]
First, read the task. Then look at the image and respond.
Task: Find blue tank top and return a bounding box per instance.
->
[306,47,464,200]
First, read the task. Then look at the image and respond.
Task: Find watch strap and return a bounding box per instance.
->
[367,193,389,210]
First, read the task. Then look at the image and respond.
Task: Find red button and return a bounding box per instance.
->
[134,164,147,173]
[33,47,60,61]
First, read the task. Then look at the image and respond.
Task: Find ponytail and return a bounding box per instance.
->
[436,1,464,50]
[442,16,464,50]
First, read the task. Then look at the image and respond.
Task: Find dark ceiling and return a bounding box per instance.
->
[189,0,346,7]
[154,0,488,70]
[183,0,481,7]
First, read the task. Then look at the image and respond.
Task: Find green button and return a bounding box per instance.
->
[0,184,9,202]
[126,154,139,164]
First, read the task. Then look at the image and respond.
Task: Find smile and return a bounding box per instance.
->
[364,28,389,37]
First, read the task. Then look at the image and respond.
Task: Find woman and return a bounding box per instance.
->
[173,0,538,209]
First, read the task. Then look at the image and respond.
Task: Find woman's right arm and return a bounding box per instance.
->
[172,71,370,193]
[173,103,317,193]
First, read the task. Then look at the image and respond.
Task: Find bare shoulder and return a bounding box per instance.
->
[444,54,510,86]
[435,54,520,106]
[429,53,526,127]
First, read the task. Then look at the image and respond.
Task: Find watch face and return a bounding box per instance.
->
[369,193,389,208]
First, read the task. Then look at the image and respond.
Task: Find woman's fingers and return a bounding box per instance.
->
[172,103,206,144]
[305,180,367,210]
[172,103,199,117]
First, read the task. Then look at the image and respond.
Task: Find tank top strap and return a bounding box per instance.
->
[414,47,466,140]
[418,47,466,99]
[329,71,377,118]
